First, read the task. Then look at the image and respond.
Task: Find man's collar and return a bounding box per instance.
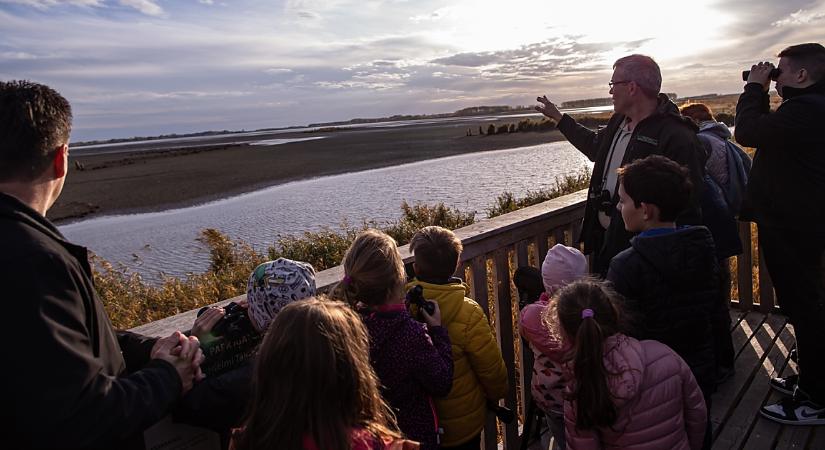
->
[781,78,825,100]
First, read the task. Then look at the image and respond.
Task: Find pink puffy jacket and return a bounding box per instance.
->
[519,293,569,415]
[565,334,707,450]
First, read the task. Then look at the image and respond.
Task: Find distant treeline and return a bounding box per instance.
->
[469,113,612,136]
[307,105,533,127]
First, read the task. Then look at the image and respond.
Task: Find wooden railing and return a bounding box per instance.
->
[131,189,776,449]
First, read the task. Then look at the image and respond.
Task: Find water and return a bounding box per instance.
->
[60,141,591,279]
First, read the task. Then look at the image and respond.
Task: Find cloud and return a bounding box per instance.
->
[0,0,103,8]
[119,0,163,16]
[772,7,825,26]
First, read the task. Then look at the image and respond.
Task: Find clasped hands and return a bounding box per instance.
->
[150,331,205,394]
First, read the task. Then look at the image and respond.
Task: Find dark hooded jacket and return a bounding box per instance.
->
[606,226,722,394]
[360,306,453,450]
[557,94,706,275]
[735,79,825,230]
[0,192,181,449]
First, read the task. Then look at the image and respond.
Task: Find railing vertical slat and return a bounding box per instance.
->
[472,255,497,450]
[515,240,532,427]
[494,248,519,449]
[553,226,566,247]
[736,222,753,310]
[534,233,550,267]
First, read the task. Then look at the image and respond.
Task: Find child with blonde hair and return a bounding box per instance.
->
[333,229,453,450]
[519,244,588,450]
[230,297,415,450]
[545,279,707,450]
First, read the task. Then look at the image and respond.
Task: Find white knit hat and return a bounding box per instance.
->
[541,244,587,294]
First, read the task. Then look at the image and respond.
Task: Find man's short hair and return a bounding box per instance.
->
[614,54,662,99]
[778,43,825,83]
[680,103,715,123]
[409,226,463,280]
[0,80,72,182]
[617,155,693,222]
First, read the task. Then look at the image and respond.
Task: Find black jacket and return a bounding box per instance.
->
[735,79,825,230]
[0,192,182,449]
[606,226,722,393]
[557,94,705,275]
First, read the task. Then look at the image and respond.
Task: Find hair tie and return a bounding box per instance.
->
[342,275,352,284]
[581,308,595,319]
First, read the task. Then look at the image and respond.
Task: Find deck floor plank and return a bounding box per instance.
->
[721,322,794,450]
[712,314,787,449]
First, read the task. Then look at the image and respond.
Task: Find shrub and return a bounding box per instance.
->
[487,123,496,135]
[486,166,591,217]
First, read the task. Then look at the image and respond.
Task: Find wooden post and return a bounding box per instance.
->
[494,248,519,448]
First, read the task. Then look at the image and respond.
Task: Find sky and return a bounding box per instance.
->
[2,0,825,141]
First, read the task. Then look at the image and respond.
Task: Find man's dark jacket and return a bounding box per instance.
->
[557,94,705,274]
[606,226,722,394]
[735,79,825,229]
[0,192,182,449]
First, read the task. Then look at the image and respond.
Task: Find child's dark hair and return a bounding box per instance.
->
[409,226,463,280]
[332,229,406,308]
[543,279,627,430]
[233,296,400,450]
[617,155,693,222]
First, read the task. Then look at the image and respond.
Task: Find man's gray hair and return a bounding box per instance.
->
[614,54,662,98]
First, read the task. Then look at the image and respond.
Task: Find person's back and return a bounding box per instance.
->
[546,280,706,450]
[608,225,721,391]
[565,335,707,450]
[333,230,452,450]
[407,226,508,449]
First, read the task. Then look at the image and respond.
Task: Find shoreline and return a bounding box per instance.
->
[52,120,567,224]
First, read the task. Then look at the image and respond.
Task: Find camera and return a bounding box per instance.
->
[742,68,781,81]
[589,188,615,213]
[197,301,255,338]
[406,285,436,316]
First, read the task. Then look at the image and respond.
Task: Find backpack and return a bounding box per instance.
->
[698,132,752,218]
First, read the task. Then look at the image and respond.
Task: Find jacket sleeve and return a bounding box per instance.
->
[519,302,564,359]
[678,354,708,450]
[557,114,605,162]
[465,303,509,400]
[564,398,601,450]
[174,362,253,431]
[410,324,454,398]
[117,330,159,374]
[735,83,817,148]
[9,253,182,448]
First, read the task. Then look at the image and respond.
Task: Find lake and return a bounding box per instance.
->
[60,139,592,280]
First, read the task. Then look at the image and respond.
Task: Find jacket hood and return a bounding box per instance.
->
[629,226,716,288]
[655,94,698,131]
[781,77,825,100]
[601,334,644,409]
[698,120,732,140]
[405,279,469,325]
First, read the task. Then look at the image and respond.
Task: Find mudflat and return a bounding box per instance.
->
[51,118,565,223]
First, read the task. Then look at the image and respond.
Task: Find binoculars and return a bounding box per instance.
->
[742,68,781,81]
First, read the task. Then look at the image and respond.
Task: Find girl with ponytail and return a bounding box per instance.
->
[332,229,453,450]
[544,279,707,450]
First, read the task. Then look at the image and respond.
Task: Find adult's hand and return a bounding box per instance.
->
[191,307,224,341]
[420,300,442,328]
[747,62,774,91]
[151,331,204,394]
[535,95,563,122]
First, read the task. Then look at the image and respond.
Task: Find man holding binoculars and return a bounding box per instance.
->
[735,43,825,425]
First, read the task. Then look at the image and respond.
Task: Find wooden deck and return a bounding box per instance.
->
[709,310,825,450]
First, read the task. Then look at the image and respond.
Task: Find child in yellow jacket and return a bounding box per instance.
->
[407,226,508,449]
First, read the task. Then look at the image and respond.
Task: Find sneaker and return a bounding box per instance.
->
[760,397,825,425]
[769,374,798,396]
[790,347,798,363]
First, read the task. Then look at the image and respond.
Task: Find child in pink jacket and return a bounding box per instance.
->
[546,279,707,450]
[519,244,587,450]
